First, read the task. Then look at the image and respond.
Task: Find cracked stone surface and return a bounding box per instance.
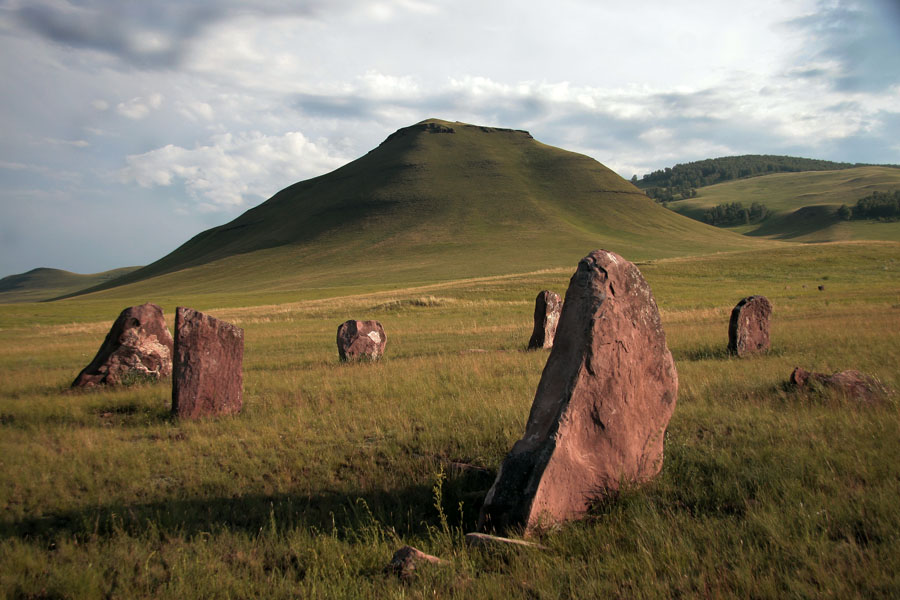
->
[72,303,173,387]
[479,249,678,535]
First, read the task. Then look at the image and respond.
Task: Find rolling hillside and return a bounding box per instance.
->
[0,266,140,304]
[58,119,767,303]
[667,166,900,242]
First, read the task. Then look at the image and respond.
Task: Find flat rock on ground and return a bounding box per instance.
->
[790,367,889,402]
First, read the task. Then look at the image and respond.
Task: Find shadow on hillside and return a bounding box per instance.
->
[0,469,494,543]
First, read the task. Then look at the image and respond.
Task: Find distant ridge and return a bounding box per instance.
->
[0,266,140,304]
[636,155,899,202]
[57,118,765,301]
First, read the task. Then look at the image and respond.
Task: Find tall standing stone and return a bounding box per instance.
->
[337,320,386,361]
[479,250,678,535]
[728,295,772,356]
[527,290,562,349]
[72,303,173,387]
[172,307,244,419]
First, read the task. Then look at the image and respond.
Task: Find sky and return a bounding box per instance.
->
[1,0,899,277]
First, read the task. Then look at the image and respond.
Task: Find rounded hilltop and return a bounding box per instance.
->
[62,118,764,298]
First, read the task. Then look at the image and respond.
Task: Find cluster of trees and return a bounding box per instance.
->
[837,190,900,221]
[634,155,879,203]
[702,202,769,226]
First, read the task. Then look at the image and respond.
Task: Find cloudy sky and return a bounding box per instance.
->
[1,0,899,277]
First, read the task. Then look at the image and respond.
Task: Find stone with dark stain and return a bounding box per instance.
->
[727,295,772,356]
[478,249,678,535]
[336,320,386,361]
[171,307,243,419]
[527,290,562,350]
[72,303,173,387]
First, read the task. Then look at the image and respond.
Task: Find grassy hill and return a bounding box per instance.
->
[667,166,900,242]
[634,154,887,200]
[57,119,767,305]
[0,266,140,304]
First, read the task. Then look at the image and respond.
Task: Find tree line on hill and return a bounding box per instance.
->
[837,190,900,221]
[632,155,887,202]
[702,202,769,226]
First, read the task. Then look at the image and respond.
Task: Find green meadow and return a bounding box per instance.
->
[667,166,900,243]
[2,241,899,598]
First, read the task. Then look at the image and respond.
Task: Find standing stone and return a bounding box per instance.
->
[478,250,678,535]
[72,303,173,387]
[727,295,773,356]
[336,320,386,361]
[172,307,243,419]
[527,290,562,349]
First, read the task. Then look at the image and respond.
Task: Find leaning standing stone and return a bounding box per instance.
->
[728,295,772,356]
[527,290,562,349]
[478,249,678,535]
[336,320,386,361]
[172,307,244,419]
[72,303,173,387]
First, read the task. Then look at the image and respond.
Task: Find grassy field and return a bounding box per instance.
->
[667,166,900,243]
[1,241,899,598]
[0,267,141,305]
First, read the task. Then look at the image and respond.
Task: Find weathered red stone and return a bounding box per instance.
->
[171,307,243,419]
[336,320,386,361]
[72,303,173,387]
[527,290,562,349]
[728,295,772,356]
[790,367,889,402]
[478,249,678,535]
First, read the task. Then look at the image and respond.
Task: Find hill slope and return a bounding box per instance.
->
[635,154,895,201]
[667,166,900,242]
[61,119,768,302]
[0,267,140,304]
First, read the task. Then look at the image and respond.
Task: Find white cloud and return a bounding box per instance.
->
[116,93,164,119]
[118,130,348,211]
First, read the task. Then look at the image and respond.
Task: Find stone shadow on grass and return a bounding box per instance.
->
[0,469,494,543]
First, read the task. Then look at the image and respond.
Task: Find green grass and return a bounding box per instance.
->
[1,241,899,597]
[668,166,900,242]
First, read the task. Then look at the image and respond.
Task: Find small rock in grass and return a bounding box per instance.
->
[72,303,173,387]
[727,295,772,357]
[171,307,244,419]
[385,545,446,579]
[337,319,386,361]
[527,290,562,350]
[790,367,889,403]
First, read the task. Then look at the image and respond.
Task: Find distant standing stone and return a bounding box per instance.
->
[478,250,678,535]
[728,295,772,357]
[790,367,889,403]
[172,307,244,419]
[72,303,173,387]
[336,320,386,361]
[527,290,562,349]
